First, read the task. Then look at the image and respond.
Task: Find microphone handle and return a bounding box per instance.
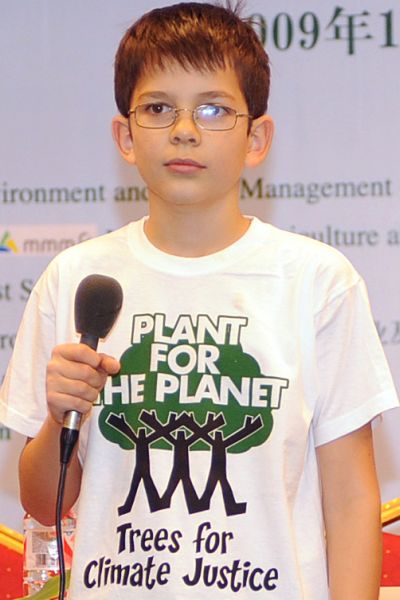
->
[79,332,99,350]
[60,333,99,464]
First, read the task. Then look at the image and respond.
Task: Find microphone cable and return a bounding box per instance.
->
[56,415,82,598]
[56,461,68,599]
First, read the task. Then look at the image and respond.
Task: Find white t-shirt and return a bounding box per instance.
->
[1,217,398,599]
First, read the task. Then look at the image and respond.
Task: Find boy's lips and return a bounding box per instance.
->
[164,158,206,174]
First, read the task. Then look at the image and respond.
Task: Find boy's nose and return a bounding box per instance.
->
[169,109,200,145]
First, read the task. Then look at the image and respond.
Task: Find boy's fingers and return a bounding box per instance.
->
[48,345,119,383]
[48,392,95,425]
[47,354,105,389]
[47,371,104,402]
[51,343,103,368]
[46,344,119,425]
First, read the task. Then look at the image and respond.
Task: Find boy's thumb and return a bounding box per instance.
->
[99,354,121,375]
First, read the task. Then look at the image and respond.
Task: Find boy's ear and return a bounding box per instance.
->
[245,115,274,168]
[111,115,136,165]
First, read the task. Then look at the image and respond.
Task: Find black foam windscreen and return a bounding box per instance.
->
[74,274,123,340]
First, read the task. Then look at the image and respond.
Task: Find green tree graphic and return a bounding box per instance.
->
[98,327,281,454]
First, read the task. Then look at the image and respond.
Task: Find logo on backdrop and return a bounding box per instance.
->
[0,225,97,257]
[0,231,18,253]
[96,313,289,517]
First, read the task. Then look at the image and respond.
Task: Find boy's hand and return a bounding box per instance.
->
[46,343,120,425]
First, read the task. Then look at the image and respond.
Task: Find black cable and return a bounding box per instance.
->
[55,461,68,600]
[56,425,80,598]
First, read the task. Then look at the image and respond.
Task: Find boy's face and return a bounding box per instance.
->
[112,62,273,212]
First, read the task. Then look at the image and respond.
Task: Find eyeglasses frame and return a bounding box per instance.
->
[127,103,253,131]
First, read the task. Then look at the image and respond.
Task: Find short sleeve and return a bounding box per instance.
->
[312,278,398,446]
[0,275,56,437]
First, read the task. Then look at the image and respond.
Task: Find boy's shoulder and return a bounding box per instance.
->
[49,220,142,266]
[256,218,358,274]
[67,221,134,253]
[34,220,142,294]
[253,219,362,303]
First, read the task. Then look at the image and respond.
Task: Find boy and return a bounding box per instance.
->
[0,2,398,598]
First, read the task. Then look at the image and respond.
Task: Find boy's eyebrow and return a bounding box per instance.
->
[136,91,171,102]
[196,91,237,102]
[136,90,238,104]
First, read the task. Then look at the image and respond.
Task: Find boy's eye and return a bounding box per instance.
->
[133,103,176,128]
[144,102,173,115]
[197,104,233,119]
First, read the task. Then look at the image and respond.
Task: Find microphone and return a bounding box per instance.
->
[60,274,123,464]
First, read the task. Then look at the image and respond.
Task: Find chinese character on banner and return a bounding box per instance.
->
[326,6,372,54]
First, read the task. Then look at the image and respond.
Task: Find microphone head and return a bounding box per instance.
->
[74,274,123,339]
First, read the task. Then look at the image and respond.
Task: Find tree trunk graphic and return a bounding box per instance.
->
[106,410,263,516]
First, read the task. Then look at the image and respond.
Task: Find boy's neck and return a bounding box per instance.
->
[143,204,251,258]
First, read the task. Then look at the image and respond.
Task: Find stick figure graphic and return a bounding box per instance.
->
[106,411,185,514]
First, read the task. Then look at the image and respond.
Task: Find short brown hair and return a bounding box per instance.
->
[114,2,270,119]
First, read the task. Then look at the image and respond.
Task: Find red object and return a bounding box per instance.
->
[381,532,400,586]
[0,542,23,599]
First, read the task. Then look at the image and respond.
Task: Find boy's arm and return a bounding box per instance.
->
[317,423,382,600]
[19,418,82,526]
[19,343,120,526]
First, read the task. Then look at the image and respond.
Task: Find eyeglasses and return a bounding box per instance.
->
[128,102,252,131]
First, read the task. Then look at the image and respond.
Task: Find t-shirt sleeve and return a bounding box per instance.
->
[0,274,57,437]
[312,277,399,446]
